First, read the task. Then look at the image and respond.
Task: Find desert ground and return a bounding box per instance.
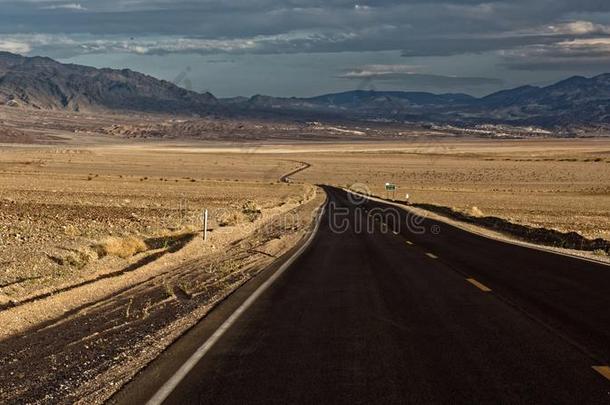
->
[1,106,610,402]
[0,139,610,304]
[2,138,609,304]
[0,146,315,304]
[0,142,323,403]
[291,139,610,243]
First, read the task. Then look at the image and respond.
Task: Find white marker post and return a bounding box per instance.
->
[203,209,208,241]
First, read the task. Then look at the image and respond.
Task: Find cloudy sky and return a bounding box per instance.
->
[1,0,610,97]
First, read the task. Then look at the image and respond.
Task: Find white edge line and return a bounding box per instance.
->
[146,202,327,405]
[343,188,609,268]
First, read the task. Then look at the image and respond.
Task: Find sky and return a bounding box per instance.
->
[1,0,610,97]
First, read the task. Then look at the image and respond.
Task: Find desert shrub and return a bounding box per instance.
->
[216,201,261,227]
[52,247,98,269]
[176,282,194,299]
[63,224,80,237]
[242,200,262,222]
[163,280,174,298]
[217,210,245,227]
[466,206,485,217]
[92,236,147,259]
[65,251,93,268]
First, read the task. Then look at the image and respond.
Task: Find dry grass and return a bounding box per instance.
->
[50,248,98,269]
[92,236,148,259]
[216,210,245,227]
[216,200,263,227]
[241,200,262,222]
[465,206,485,218]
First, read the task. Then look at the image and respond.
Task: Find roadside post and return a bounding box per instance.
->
[203,209,208,241]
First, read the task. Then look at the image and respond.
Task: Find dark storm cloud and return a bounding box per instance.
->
[2,0,610,79]
[0,1,608,41]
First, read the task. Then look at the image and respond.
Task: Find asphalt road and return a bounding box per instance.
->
[279,161,311,183]
[115,186,610,404]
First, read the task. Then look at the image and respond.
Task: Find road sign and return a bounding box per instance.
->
[385,183,397,200]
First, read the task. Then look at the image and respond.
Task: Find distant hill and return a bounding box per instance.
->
[308,90,476,106]
[225,77,610,127]
[232,90,476,116]
[472,75,610,125]
[0,52,217,113]
[1,51,609,128]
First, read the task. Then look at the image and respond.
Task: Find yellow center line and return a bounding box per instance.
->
[426,253,438,259]
[406,241,414,245]
[466,278,492,292]
[593,366,610,381]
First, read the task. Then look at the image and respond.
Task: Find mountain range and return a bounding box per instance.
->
[1,51,609,128]
[0,51,217,113]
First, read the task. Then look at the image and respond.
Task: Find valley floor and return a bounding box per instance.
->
[0,136,609,402]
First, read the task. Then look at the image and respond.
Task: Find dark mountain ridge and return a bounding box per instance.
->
[1,51,609,128]
[0,51,217,113]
